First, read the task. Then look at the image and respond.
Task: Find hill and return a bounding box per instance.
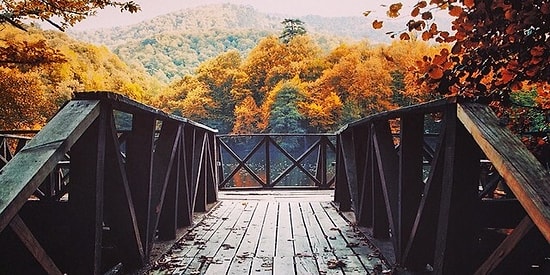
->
[68,3,395,82]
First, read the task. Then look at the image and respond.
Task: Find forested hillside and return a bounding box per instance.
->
[69,4,387,82]
[0,25,162,129]
[150,34,447,134]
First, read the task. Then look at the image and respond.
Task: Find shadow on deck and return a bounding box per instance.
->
[145,190,389,275]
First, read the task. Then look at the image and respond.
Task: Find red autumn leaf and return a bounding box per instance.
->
[429,23,438,33]
[416,1,428,8]
[428,65,444,79]
[387,3,403,18]
[372,20,383,29]
[411,7,420,17]
[400,32,411,40]
[433,54,447,65]
[451,42,462,54]
[449,6,463,16]
[422,11,433,20]
[464,0,475,8]
[530,46,545,57]
[525,65,540,77]
[422,31,432,40]
[501,68,515,84]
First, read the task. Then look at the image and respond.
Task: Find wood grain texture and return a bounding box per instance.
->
[457,103,550,242]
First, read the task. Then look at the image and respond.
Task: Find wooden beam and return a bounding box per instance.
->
[372,121,400,256]
[402,124,447,269]
[149,121,181,244]
[474,216,535,275]
[457,103,550,242]
[9,214,63,275]
[339,130,361,220]
[434,106,481,274]
[334,135,352,211]
[68,108,107,275]
[0,100,100,233]
[126,112,156,259]
[103,110,145,268]
[398,114,425,261]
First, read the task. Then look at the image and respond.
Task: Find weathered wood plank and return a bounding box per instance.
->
[256,202,278,258]
[273,256,295,274]
[184,200,245,273]
[251,257,273,274]
[295,255,318,274]
[276,202,295,257]
[300,202,344,275]
[9,214,63,275]
[204,201,257,274]
[0,100,100,232]
[289,202,313,257]
[310,202,368,274]
[474,215,535,275]
[457,103,550,242]
[321,201,387,273]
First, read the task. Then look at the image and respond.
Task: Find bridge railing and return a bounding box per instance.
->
[335,97,550,274]
[216,133,336,189]
[0,92,218,274]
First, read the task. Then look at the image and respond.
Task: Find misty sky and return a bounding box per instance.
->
[70,0,421,30]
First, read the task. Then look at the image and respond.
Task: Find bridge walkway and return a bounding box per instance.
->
[146,190,388,275]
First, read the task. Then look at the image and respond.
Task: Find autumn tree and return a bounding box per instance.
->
[0,0,139,31]
[372,0,550,106]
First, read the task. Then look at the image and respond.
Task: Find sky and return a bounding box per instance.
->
[68,0,421,30]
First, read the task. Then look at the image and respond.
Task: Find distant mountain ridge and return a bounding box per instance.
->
[67,3,396,82]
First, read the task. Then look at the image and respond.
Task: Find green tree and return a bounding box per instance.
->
[279,19,307,44]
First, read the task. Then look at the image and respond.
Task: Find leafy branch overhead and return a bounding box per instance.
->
[0,0,140,31]
[369,0,550,106]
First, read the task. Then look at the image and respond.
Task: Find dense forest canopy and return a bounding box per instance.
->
[0,1,549,137]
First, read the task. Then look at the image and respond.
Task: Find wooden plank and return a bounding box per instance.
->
[295,255,319,274]
[474,215,535,275]
[0,100,100,232]
[398,114,425,261]
[251,257,273,274]
[68,111,106,275]
[256,201,278,257]
[206,133,218,204]
[300,202,344,275]
[457,103,550,242]
[273,256,295,274]
[203,201,257,274]
[321,202,386,273]
[9,214,63,275]
[150,201,237,273]
[289,202,313,257]
[126,112,156,259]
[276,202,295,257]
[310,202,369,274]
[184,200,247,273]
[227,201,269,274]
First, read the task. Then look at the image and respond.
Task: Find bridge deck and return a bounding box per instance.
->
[147,191,388,274]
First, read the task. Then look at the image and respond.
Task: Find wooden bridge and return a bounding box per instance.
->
[0,92,549,274]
